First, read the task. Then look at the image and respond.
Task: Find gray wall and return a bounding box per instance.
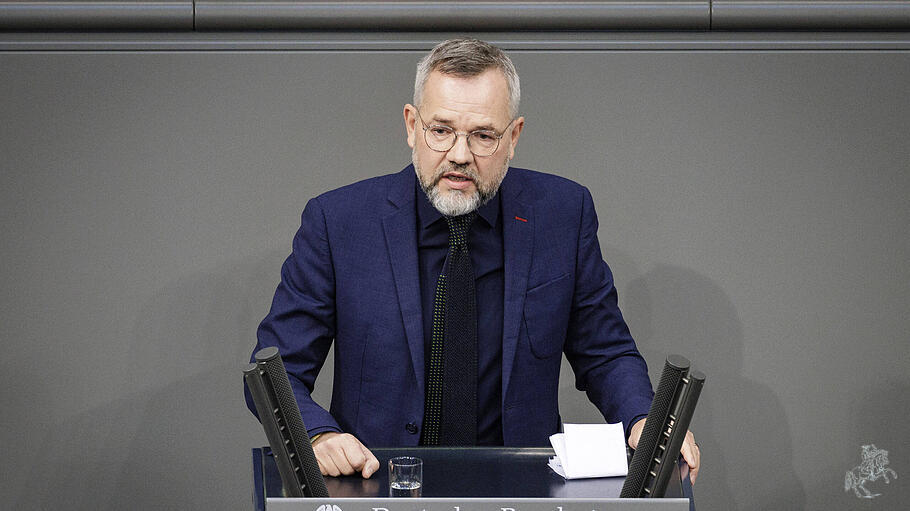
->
[1,35,908,510]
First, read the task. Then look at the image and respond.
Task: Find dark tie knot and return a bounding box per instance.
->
[445,212,476,247]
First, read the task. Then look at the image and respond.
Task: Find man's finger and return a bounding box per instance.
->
[680,431,699,484]
[360,445,380,479]
[313,432,347,476]
[319,454,341,477]
[327,440,358,475]
[340,437,368,471]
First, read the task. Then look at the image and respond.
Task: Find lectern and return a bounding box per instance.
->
[252,447,694,511]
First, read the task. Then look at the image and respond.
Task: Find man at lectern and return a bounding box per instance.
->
[247,38,700,482]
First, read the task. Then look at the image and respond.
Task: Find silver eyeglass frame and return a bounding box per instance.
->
[414,107,515,157]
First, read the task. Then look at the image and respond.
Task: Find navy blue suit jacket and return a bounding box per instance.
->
[248,166,653,447]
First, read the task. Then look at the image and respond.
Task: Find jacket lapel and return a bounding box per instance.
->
[382,167,426,396]
[500,169,534,402]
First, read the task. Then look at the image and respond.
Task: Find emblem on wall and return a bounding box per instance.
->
[844,444,898,499]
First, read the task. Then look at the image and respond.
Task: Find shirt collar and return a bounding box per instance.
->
[416,182,501,230]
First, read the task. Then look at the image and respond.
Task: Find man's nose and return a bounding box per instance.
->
[446,134,473,165]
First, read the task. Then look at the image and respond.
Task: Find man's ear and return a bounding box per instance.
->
[404,104,417,149]
[507,116,525,159]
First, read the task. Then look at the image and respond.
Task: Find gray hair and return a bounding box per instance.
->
[413,38,521,119]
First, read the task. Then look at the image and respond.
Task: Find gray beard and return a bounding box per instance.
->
[424,179,481,217]
[414,151,508,217]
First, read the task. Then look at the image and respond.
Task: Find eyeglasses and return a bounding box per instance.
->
[415,107,515,157]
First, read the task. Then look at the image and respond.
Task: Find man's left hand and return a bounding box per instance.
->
[627,419,700,484]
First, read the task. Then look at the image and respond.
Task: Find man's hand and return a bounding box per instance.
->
[627,419,701,484]
[311,432,380,478]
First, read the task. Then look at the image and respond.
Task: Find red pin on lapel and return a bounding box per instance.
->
[514,216,528,222]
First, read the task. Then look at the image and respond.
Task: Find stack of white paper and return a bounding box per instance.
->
[548,423,629,479]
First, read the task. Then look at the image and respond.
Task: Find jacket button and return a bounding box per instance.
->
[406,422,419,434]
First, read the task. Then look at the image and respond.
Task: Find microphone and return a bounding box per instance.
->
[621,354,705,498]
[244,346,329,498]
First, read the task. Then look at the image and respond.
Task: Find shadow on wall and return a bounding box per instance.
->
[13,254,282,511]
[622,263,807,511]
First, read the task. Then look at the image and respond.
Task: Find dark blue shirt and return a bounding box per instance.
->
[416,184,504,445]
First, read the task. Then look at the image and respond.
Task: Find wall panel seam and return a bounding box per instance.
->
[2,1,910,32]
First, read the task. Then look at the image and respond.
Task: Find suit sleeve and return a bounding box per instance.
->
[244,197,342,437]
[563,186,653,438]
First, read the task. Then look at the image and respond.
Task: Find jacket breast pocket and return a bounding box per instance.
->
[522,273,573,359]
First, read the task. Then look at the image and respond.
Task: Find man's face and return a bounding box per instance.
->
[405,69,524,216]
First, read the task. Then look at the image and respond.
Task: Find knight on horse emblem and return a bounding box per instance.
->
[845,444,898,499]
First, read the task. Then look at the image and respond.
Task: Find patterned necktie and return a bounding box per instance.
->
[421,212,478,446]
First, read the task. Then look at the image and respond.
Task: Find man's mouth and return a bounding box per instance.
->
[443,172,473,183]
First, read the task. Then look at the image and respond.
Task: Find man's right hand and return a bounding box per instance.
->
[311,432,380,478]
